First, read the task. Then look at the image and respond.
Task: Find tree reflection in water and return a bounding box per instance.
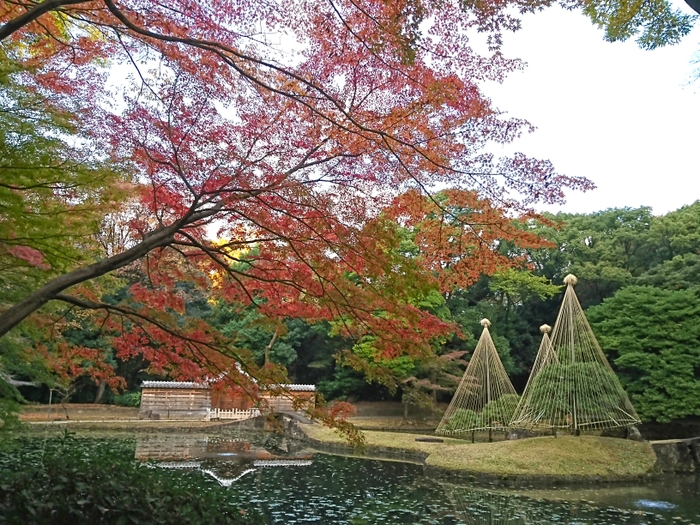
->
[130,433,698,524]
[443,484,532,525]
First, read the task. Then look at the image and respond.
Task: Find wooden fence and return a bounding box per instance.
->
[205,407,261,421]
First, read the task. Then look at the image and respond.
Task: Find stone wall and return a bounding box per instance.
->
[651,437,700,473]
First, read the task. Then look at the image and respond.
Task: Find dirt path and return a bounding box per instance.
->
[20,403,139,422]
[18,402,440,432]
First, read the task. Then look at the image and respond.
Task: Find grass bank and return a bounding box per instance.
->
[302,425,657,481]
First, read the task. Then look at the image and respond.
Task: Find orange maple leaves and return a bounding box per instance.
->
[1,0,592,397]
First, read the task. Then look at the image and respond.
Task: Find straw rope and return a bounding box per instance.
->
[436,320,518,436]
[510,275,641,432]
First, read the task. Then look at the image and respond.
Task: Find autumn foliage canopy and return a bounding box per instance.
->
[0,0,599,416]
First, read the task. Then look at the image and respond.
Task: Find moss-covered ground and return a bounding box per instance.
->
[302,424,657,479]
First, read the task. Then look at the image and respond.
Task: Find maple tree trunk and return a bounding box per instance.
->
[0,224,179,339]
[94,380,106,404]
[430,370,438,404]
[263,328,280,366]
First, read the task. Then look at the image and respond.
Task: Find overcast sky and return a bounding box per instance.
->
[483,1,700,216]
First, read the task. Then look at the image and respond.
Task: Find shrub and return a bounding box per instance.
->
[0,434,262,525]
[481,394,520,427]
[0,379,23,432]
[112,391,141,407]
[443,408,481,433]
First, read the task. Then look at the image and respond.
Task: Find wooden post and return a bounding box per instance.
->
[47,389,53,421]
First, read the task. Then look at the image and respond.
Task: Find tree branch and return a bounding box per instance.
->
[0,0,88,41]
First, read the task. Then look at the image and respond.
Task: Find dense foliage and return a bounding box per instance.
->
[588,286,700,422]
[0,434,260,524]
[524,362,625,425]
[525,204,700,423]
[0,0,696,428]
[441,394,520,432]
[1,0,595,425]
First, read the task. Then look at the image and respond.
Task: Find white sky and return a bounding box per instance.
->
[483,1,700,216]
[106,5,699,218]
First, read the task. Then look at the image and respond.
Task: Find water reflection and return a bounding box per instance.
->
[635,499,677,510]
[443,484,531,524]
[132,434,699,524]
[135,433,314,487]
[443,481,700,525]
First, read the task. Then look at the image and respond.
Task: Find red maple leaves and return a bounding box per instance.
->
[1,0,593,402]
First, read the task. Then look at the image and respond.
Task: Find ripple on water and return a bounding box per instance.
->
[3,436,698,525]
[635,499,678,510]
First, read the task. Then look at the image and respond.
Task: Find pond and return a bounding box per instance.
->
[2,432,699,525]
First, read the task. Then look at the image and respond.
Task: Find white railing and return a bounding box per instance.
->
[205,407,261,421]
[253,459,313,467]
[154,461,202,469]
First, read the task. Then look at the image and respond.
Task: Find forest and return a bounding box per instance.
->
[1,0,698,432]
[4,200,699,425]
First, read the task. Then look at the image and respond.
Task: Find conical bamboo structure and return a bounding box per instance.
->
[436,319,518,437]
[512,324,556,411]
[510,274,641,433]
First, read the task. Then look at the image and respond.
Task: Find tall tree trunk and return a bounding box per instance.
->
[263,327,280,366]
[94,380,106,404]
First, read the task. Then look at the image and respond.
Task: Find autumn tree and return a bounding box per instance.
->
[0,0,606,422]
[0,45,130,405]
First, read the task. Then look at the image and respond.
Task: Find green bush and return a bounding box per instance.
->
[481,393,520,427]
[0,434,262,524]
[526,362,626,425]
[443,408,481,433]
[112,391,141,407]
[0,379,23,432]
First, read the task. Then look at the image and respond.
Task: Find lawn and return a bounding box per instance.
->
[302,425,657,479]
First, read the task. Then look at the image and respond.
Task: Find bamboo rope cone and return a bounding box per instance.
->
[516,324,556,401]
[436,319,518,436]
[510,274,641,433]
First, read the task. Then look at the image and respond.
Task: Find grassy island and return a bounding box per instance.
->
[301,424,657,480]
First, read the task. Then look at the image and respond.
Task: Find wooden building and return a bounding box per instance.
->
[139,381,211,420]
[261,384,317,412]
[139,380,316,420]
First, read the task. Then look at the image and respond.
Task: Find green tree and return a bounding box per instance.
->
[636,253,700,290]
[587,286,700,422]
[582,0,696,50]
[0,49,125,306]
[443,271,559,385]
[0,47,128,411]
[648,201,700,262]
[400,350,468,417]
[531,208,656,308]
[488,269,561,343]
[209,303,299,369]
[526,362,625,427]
